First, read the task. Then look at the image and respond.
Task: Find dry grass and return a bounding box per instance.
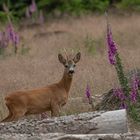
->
[0,14,140,120]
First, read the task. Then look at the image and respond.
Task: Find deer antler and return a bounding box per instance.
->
[71,49,74,57]
[63,48,68,60]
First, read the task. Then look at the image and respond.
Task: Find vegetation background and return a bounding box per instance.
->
[0,0,140,130]
[0,0,140,22]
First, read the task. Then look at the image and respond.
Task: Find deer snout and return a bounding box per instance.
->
[69,67,74,74]
[69,70,74,74]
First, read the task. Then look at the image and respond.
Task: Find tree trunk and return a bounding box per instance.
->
[0,109,128,134]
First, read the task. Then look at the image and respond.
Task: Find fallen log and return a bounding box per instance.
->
[0,133,140,140]
[0,109,128,134]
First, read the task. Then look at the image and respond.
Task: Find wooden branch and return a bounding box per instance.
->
[0,109,128,134]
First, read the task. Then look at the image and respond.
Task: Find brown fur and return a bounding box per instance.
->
[1,52,81,122]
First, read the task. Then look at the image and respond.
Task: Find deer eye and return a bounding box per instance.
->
[73,64,76,67]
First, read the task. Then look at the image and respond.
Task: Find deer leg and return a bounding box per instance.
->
[51,103,60,117]
[1,103,26,122]
[11,110,26,121]
[1,113,12,122]
[10,104,27,121]
[1,103,14,122]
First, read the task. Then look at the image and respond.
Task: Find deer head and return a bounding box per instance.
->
[58,52,81,76]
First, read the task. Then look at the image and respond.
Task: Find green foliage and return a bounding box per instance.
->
[82,0,109,12]
[0,0,140,22]
[59,0,86,16]
[37,0,109,15]
[0,0,109,22]
[0,11,7,22]
[117,0,140,11]
[115,53,129,95]
[0,1,27,23]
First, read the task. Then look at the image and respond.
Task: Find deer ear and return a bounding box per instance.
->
[58,53,66,65]
[73,52,81,63]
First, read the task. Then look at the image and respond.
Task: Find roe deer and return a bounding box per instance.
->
[1,52,81,122]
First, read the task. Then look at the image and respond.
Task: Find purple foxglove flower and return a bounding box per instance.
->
[107,25,117,54]
[132,75,139,90]
[25,7,31,18]
[29,0,37,13]
[85,84,91,99]
[39,10,44,24]
[120,102,127,109]
[6,24,15,41]
[113,88,126,101]
[106,23,117,65]
[130,91,137,103]
[108,50,116,65]
[13,33,19,46]
[6,24,19,45]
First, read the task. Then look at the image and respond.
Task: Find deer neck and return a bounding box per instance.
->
[59,69,73,93]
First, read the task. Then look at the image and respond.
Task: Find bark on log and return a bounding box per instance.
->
[0,133,140,140]
[0,109,128,134]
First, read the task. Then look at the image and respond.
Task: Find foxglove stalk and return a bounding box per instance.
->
[6,23,19,54]
[107,23,117,65]
[6,24,15,41]
[120,102,127,109]
[29,0,37,13]
[6,24,19,45]
[13,33,19,54]
[130,75,139,103]
[2,3,9,13]
[113,88,127,109]
[14,33,19,46]
[39,10,44,24]
[113,88,126,101]
[25,7,31,18]
[85,84,91,100]
[0,32,9,48]
[85,84,94,110]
